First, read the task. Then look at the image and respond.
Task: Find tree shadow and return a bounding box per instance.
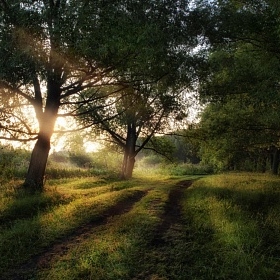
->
[0,187,69,227]
[182,183,280,279]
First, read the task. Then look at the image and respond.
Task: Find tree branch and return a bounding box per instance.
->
[0,135,38,142]
[0,82,34,104]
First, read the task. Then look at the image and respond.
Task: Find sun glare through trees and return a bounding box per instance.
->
[1,1,280,278]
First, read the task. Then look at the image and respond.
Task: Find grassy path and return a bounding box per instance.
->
[1,173,280,279]
[2,178,191,280]
[4,190,148,280]
[151,180,192,247]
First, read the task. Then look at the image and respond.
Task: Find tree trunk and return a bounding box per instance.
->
[259,149,267,173]
[271,147,280,175]
[121,121,137,179]
[24,79,60,191]
[24,110,57,191]
[121,150,135,179]
[24,134,51,191]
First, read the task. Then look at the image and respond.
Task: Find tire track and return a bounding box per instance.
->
[2,189,148,280]
[151,180,192,246]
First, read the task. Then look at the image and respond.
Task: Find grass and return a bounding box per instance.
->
[0,171,279,279]
[37,185,171,280]
[182,173,280,279]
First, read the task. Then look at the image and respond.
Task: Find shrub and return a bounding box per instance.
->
[0,146,30,181]
[168,163,214,176]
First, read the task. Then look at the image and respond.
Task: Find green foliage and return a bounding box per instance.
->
[47,147,123,179]
[68,153,93,168]
[0,145,30,181]
[137,154,166,167]
[196,0,280,173]
[137,133,201,166]
[169,132,201,164]
[0,0,207,187]
[45,168,91,180]
[168,163,213,176]
[145,135,176,161]
[196,94,280,172]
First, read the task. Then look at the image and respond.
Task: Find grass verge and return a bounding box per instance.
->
[181,173,280,279]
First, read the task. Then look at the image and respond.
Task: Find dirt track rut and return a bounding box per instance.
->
[2,189,147,280]
[3,180,193,280]
[151,180,192,246]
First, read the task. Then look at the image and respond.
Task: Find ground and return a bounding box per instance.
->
[3,180,192,280]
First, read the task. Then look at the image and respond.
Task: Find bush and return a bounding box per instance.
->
[136,155,165,167]
[69,153,93,167]
[168,163,214,176]
[47,149,123,179]
[0,146,30,181]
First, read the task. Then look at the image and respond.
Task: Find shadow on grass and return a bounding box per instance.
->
[0,188,148,280]
[0,173,165,278]
[182,184,280,279]
[0,188,69,227]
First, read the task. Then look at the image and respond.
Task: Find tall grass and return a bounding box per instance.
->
[181,173,280,279]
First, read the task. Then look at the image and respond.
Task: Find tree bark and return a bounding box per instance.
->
[24,108,58,191]
[271,146,280,175]
[121,150,136,179]
[24,77,60,191]
[121,121,137,179]
[24,133,51,191]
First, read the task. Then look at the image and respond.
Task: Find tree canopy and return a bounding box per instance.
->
[195,0,280,173]
[3,0,280,183]
[0,0,207,189]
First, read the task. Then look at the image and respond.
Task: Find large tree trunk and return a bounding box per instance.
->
[23,3,64,191]
[24,133,51,191]
[24,110,58,191]
[121,150,136,179]
[24,77,61,191]
[121,121,137,179]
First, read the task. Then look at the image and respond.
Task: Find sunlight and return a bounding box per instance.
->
[52,116,103,153]
[55,116,68,130]
[84,141,103,153]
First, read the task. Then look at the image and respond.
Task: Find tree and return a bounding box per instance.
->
[0,0,205,189]
[194,0,280,173]
[78,83,189,179]
[199,0,280,102]
[195,94,280,173]
[74,0,207,178]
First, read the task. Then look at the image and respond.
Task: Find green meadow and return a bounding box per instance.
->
[0,171,279,280]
